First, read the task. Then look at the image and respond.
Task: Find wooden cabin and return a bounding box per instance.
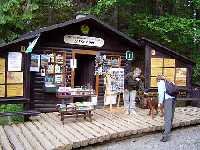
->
[0,15,196,112]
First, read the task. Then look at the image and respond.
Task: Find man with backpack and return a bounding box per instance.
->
[124,67,143,115]
[157,74,178,142]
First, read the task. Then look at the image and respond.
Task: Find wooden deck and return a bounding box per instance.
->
[0,106,200,150]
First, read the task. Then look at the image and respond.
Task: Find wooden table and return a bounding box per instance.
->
[57,105,93,125]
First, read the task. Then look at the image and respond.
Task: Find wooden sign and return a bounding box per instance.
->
[7,84,23,97]
[64,35,104,47]
[164,58,175,67]
[151,58,163,68]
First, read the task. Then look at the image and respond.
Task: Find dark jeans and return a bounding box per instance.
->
[163,98,176,138]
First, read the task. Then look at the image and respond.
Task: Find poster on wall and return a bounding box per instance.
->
[8,52,22,71]
[151,58,163,68]
[110,68,124,93]
[175,68,187,86]
[7,72,23,83]
[41,55,49,67]
[164,59,175,67]
[151,67,163,76]
[0,72,5,84]
[0,58,5,72]
[7,84,23,97]
[30,54,40,72]
[164,68,175,82]
[150,77,157,87]
[0,85,5,97]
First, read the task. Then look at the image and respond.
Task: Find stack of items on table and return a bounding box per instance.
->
[57,86,95,95]
[56,102,94,112]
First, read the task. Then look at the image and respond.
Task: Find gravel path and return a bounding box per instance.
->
[81,125,200,150]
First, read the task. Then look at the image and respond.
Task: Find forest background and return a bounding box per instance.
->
[0,0,200,83]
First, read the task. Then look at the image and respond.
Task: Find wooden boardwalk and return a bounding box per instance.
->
[0,106,200,150]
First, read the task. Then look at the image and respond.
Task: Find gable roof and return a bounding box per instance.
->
[0,15,139,49]
[140,37,195,65]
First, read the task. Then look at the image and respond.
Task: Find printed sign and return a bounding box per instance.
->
[0,85,5,97]
[64,35,104,47]
[7,84,23,97]
[8,52,22,71]
[7,72,23,84]
[30,54,40,72]
[125,51,134,60]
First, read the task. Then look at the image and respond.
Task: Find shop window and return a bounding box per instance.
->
[150,57,187,87]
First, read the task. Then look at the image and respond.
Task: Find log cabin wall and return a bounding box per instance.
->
[30,48,73,112]
[144,43,194,97]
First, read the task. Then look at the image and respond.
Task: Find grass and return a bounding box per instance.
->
[0,104,24,125]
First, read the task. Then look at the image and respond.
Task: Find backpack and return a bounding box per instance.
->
[165,80,179,97]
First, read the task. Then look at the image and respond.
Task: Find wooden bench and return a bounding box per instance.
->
[0,110,41,117]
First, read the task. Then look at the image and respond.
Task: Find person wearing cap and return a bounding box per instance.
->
[157,75,176,142]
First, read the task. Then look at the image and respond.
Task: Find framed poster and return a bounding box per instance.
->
[8,52,22,71]
[151,58,163,68]
[163,68,175,82]
[7,72,23,84]
[7,84,23,97]
[41,55,49,67]
[175,68,187,86]
[164,59,175,67]
[151,67,163,76]
[150,77,157,87]
[0,85,5,97]
[30,54,40,72]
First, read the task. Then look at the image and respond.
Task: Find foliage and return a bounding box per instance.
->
[0,104,24,125]
[0,0,38,42]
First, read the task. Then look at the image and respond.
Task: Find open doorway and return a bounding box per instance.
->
[74,54,96,89]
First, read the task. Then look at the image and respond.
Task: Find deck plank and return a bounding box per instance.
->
[0,126,13,150]
[11,124,33,150]
[24,122,54,150]
[17,124,44,150]
[4,125,25,150]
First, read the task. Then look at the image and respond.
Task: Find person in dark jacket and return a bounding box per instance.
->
[124,67,143,114]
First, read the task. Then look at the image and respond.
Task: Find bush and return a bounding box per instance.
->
[0,104,24,125]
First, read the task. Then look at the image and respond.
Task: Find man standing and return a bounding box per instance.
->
[124,67,143,115]
[157,75,176,142]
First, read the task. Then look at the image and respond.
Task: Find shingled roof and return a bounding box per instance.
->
[140,37,195,65]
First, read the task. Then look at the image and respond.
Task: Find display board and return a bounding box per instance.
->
[175,68,187,86]
[110,68,124,93]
